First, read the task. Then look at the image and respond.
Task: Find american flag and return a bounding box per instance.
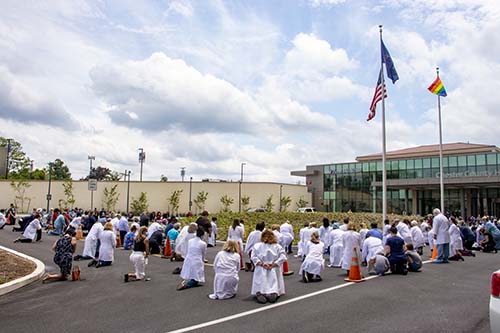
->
[367,69,387,121]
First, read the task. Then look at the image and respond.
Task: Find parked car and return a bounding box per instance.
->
[246,208,269,213]
[297,207,316,213]
[491,269,500,332]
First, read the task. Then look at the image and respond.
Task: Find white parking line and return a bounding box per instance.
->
[167,275,379,333]
[169,257,437,333]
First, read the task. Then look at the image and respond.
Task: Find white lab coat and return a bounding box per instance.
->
[359,228,369,246]
[449,223,463,255]
[318,226,332,244]
[228,225,245,250]
[421,222,429,243]
[410,226,425,249]
[147,222,162,238]
[208,222,217,246]
[244,230,262,256]
[251,242,286,295]
[130,222,140,236]
[110,217,119,235]
[328,229,344,267]
[180,237,207,283]
[69,217,82,230]
[341,230,361,271]
[176,227,195,258]
[297,227,307,256]
[299,241,325,276]
[211,250,240,299]
[23,219,41,240]
[98,230,116,262]
[280,223,294,241]
[428,230,435,250]
[82,222,103,259]
[362,236,384,264]
[300,227,317,256]
[382,224,391,245]
[396,222,412,244]
[432,213,450,244]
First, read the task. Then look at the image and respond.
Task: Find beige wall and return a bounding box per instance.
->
[1,180,310,214]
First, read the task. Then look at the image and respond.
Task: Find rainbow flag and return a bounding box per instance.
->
[428,77,447,97]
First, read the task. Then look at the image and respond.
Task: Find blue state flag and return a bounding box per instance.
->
[381,40,399,84]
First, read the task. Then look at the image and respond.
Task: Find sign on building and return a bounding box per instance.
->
[88,179,98,191]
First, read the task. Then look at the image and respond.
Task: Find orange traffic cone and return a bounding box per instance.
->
[344,247,365,283]
[238,243,245,270]
[431,244,438,261]
[76,226,83,240]
[163,237,172,258]
[283,260,294,276]
[116,233,122,248]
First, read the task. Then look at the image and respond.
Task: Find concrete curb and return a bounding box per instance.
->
[0,245,46,296]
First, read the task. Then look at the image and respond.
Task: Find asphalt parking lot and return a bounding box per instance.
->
[0,226,495,333]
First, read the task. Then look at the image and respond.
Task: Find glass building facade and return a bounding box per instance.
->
[293,144,500,217]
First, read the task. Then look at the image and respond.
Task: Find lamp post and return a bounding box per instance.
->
[5,138,12,179]
[279,184,283,212]
[138,148,145,182]
[88,155,95,210]
[30,160,34,179]
[189,176,193,212]
[46,163,53,212]
[180,167,186,182]
[239,162,246,213]
[126,170,131,215]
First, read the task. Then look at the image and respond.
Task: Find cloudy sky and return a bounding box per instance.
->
[1,0,499,182]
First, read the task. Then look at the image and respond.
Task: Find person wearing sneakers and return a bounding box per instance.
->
[299,231,325,283]
[251,230,287,304]
[431,208,450,263]
[125,226,150,282]
[178,228,207,290]
[327,223,344,268]
[209,240,240,300]
[341,222,361,274]
[244,222,265,272]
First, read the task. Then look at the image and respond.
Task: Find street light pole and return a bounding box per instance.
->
[30,160,34,179]
[46,163,52,212]
[126,170,131,215]
[180,167,186,182]
[189,176,193,212]
[138,148,145,182]
[239,162,246,213]
[88,155,95,211]
[5,138,11,179]
[279,185,283,212]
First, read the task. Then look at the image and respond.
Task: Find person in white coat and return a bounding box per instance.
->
[244,222,265,272]
[96,222,116,268]
[318,218,331,249]
[209,240,240,299]
[396,219,413,245]
[359,223,369,247]
[228,219,245,270]
[431,208,451,263]
[299,222,318,259]
[410,220,425,255]
[14,212,42,243]
[208,217,217,247]
[300,232,325,282]
[382,219,391,245]
[147,220,162,238]
[251,230,287,304]
[420,220,429,245]
[173,223,198,263]
[296,222,309,258]
[75,218,103,266]
[341,222,361,273]
[362,235,384,274]
[327,224,344,267]
[178,228,207,290]
[449,217,464,261]
[280,220,294,254]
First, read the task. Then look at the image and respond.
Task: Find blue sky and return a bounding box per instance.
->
[1,0,499,182]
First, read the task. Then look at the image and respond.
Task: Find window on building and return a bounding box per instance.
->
[476,154,486,166]
[487,153,497,165]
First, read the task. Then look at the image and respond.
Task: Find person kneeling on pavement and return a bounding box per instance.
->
[177,228,207,290]
[405,244,422,272]
[385,226,408,275]
[299,231,325,283]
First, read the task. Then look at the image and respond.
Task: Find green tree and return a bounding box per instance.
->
[160,175,168,182]
[241,195,250,211]
[193,191,208,213]
[264,195,274,212]
[280,195,292,212]
[220,194,234,212]
[0,137,30,179]
[48,159,71,180]
[296,196,309,209]
[61,179,76,209]
[168,190,183,215]
[10,180,31,213]
[102,185,120,212]
[131,192,149,214]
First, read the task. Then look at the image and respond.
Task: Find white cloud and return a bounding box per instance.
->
[167,1,194,17]
[309,0,346,7]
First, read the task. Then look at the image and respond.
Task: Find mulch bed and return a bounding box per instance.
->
[0,250,36,285]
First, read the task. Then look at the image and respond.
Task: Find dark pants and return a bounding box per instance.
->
[120,231,127,246]
[97,260,112,267]
[19,238,33,243]
[149,240,161,255]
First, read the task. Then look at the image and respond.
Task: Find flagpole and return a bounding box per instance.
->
[379,25,387,222]
[437,67,445,213]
